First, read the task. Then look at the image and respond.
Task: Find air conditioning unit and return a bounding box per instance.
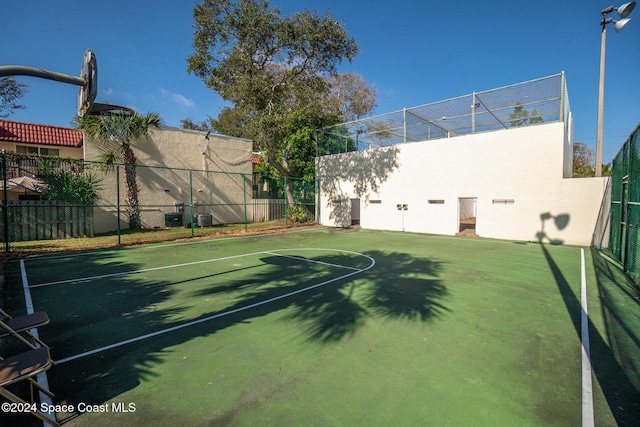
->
[165,213,183,227]
[195,213,212,227]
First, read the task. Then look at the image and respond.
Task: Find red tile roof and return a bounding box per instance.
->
[252,154,262,164]
[0,119,83,148]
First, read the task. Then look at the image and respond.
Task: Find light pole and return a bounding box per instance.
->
[596,1,635,177]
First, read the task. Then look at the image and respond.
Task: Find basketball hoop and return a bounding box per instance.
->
[86,102,136,142]
[77,49,98,117]
[99,107,135,143]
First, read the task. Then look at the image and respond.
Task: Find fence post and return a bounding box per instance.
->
[243,174,248,232]
[2,150,8,252]
[190,170,194,238]
[116,165,121,245]
[315,176,320,225]
[284,176,288,228]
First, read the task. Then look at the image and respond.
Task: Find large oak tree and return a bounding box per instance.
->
[187,0,375,200]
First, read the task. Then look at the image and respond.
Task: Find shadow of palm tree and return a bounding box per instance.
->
[288,253,448,342]
[287,281,369,342]
[4,246,449,426]
[364,257,447,321]
[187,250,448,342]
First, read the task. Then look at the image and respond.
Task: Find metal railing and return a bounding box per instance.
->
[316,73,569,155]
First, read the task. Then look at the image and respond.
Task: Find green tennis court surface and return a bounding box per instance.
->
[3,228,639,426]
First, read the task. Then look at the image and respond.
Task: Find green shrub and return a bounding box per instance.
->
[288,204,309,223]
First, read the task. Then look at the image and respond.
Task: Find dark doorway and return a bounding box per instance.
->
[351,198,361,225]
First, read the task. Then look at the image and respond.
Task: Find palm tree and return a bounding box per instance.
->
[72,111,163,229]
[601,163,613,177]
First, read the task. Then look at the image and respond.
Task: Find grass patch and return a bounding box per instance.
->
[7,220,317,256]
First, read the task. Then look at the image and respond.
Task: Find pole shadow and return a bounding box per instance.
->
[539,243,640,425]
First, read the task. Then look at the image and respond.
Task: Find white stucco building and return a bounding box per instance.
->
[316,73,608,246]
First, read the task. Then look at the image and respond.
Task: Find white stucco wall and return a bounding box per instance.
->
[317,122,607,246]
[84,126,253,233]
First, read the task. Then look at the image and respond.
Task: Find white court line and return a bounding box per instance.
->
[581,248,594,427]
[30,251,269,288]
[264,251,362,271]
[53,249,375,365]
[20,260,55,426]
[31,248,366,289]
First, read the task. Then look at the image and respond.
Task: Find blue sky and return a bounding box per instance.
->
[3,0,639,163]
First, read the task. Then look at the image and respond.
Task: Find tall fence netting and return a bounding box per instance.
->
[317,73,568,155]
[608,123,640,286]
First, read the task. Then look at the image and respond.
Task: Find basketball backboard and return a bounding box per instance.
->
[77,49,97,117]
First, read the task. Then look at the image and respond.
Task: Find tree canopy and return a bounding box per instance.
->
[187,0,375,183]
[573,142,594,177]
[572,142,611,177]
[0,77,28,118]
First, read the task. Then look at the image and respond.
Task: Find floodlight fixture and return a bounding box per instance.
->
[595,1,635,177]
[616,1,636,18]
[614,17,632,31]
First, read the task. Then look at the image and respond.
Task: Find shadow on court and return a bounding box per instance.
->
[539,244,640,426]
[190,250,448,342]
[590,249,640,426]
[6,248,449,425]
[2,253,178,425]
[277,252,447,342]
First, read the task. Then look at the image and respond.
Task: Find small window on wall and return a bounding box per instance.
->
[16,145,38,155]
[40,148,60,156]
[16,145,60,156]
[369,200,382,204]
[428,199,445,204]
[492,199,515,205]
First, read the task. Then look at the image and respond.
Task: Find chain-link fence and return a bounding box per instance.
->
[608,123,640,286]
[0,152,315,253]
[316,73,569,155]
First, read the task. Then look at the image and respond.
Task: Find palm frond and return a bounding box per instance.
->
[72,111,163,145]
[128,112,163,141]
[94,151,118,173]
[71,115,109,142]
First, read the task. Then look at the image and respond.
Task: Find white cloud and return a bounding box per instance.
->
[101,88,114,97]
[159,88,194,108]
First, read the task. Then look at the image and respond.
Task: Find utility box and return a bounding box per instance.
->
[165,213,183,227]
[195,213,213,227]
